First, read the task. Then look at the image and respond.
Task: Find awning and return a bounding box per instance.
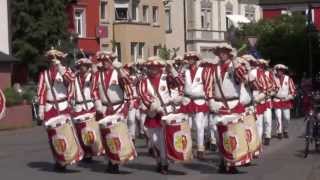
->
[226,15,251,28]
[115,2,129,8]
[0,51,19,63]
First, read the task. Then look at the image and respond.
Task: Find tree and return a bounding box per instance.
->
[234,14,320,81]
[11,0,73,82]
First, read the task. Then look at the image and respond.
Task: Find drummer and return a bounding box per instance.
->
[273,64,296,139]
[136,56,178,175]
[244,54,268,142]
[174,51,211,160]
[72,56,104,162]
[258,59,277,145]
[92,51,134,174]
[208,45,249,173]
[37,48,83,171]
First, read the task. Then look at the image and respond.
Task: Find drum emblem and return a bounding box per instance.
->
[174,135,188,152]
[245,128,253,143]
[52,136,67,155]
[107,137,121,153]
[82,129,96,146]
[223,135,237,153]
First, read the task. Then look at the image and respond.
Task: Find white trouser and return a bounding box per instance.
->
[208,113,217,145]
[147,127,168,166]
[263,108,272,138]
[275,108,291,134]
[256,114,264,141]
[190,112,208,151]
[139,112,147,135]
[127,108,139,139]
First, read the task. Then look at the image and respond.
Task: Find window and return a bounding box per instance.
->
[153,46,160,56]
[225,2,233,15]
[115,43,121,62]
[201,8,212,29]
[132,1,139,21]
[100,0,108,21]
[165,8,172,32]
[74,8,86,37]
[201,1,212,29]
[143,5,149,22]
[152,6,159,24]
[115,1,129,21]
[245,5,255,22]
[131,42,145,62]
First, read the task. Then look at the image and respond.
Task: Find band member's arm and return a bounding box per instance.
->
[91,72,103,113]
[288,78,296,99]
[202,65,215,100]
[37,71,46,120]
[137,78,153,108]
[234,64,248,84]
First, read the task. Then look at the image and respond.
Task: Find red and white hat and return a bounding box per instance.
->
[75,58,92,67]
[212,44,234,56]
[96,51,117,62]
[144,56,166,67]
[258,59,270,66]
[184,51,200,60]
[45,47,67,60]
[274,64,288,70]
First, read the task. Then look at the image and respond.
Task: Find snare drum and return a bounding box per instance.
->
[99,114,137,164]
[73,113,105,156]
[216,115,251,167]
[242,113,262,157]
[162,113,193,163]
[0,89,6,120]
[45,115,84,166]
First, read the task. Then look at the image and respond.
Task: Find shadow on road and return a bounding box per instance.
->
[27,162,80,173]
[295,149,320,159]
[124,162,186,175]
[78,160,132,174]
[183,162,216,174]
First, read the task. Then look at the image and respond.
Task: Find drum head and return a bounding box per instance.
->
[0,89,6,120]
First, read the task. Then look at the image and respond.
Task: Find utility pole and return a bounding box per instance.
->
[307,2,313,80]
[183,0,187,52]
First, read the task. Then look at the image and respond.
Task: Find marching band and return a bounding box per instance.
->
[36,45,296,174]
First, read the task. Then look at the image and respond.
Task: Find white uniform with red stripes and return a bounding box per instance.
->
[273,74,296,134]
[248,67,268,140]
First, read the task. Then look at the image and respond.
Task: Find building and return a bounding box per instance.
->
[164,0,262,58]
[260,0,320,30]
[0,0,10,55]
[67,0,165,64]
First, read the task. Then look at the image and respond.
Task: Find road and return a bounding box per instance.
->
[0,118,319,180]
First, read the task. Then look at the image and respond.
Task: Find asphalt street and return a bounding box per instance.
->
[0,118,319,180]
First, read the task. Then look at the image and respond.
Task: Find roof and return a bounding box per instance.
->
[260,0,320,5]
[0,52,19,63]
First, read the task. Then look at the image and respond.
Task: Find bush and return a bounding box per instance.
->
[3,88,23,107]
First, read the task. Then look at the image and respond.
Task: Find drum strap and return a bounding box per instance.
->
[215,66,230,109]
[77,75,89,110]
[148,78,169,115]
[99,71,116,114]
[46,70,60,114]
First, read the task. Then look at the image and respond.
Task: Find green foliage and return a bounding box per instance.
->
[235,14,320,80]
[11,0,74,81]
[158,45,171,60]
[3,88,23,107]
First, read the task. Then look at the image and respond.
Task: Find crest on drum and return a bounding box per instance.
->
[223,134,238,153]
[52,135,68,155]
[174,134,188,152]
[81,128,96,146]
[106,137,121,153]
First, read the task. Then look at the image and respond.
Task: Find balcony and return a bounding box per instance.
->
[187,29,226,43]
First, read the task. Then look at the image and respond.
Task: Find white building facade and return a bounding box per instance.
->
[164,0,262,58]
